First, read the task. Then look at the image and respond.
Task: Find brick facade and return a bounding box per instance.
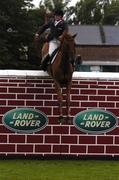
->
[0,71,119,158]
[76,46,119,61]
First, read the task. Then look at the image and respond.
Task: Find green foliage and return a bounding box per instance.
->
[72,0,119,25]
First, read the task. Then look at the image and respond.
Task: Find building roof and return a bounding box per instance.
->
[69,25,119,45]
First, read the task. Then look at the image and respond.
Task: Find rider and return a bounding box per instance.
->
[35,9,68,71]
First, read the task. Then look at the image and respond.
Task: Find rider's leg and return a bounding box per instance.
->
[40,39,60,71]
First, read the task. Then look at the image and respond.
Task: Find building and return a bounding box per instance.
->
[69,25,119,72]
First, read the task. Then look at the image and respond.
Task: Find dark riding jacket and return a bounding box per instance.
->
[37,19,68,42]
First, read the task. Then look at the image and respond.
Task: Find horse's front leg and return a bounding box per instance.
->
[54,82,64,123]
[66,84,71,123]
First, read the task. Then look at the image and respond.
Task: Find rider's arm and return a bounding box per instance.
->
[35,21,51,38]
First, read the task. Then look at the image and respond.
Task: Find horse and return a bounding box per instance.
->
[36,32,76,123]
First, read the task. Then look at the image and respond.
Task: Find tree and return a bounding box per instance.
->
[0,0,36,69]
[73,0,102,24]
[71,0,119,25]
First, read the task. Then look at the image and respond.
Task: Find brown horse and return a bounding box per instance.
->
[37,32,76,122]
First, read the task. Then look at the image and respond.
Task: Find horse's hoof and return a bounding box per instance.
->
[66,116,72,124]
[58,116,64,124]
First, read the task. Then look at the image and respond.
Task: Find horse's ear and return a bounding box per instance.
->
[72,33,77,39]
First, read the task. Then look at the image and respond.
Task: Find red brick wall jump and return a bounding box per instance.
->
[0,73,119,158]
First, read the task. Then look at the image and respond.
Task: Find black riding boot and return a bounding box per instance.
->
[40,54,50,71]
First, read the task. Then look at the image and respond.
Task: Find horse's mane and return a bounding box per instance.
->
[58,32,76,74]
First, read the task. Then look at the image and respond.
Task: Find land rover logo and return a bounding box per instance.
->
[2,108,48,133]
[73,109,118,134]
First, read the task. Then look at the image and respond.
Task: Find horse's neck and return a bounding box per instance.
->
[60,45,70,72]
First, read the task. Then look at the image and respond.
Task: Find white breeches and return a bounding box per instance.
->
[49,39,60,56]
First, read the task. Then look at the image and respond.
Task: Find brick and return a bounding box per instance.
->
[116,90,119,95]
[81,101,97,107]
[98,90,115,95]
[9,135,25,143]
[70,101,79,107]
[37,107,52,115]
[90,85,106,89]
[17,94,34,99]
[36,94,52,100]
[107,96,119,101]
[45,135,60,143]
[107,109,119,117]
[88,146,104,153]
[89,96,105,101]
[115,81,119,85]
[8,100,24,106]
[80,81,97,85]
[0,79,8,82]
[106,146,119,154]
[72,84,88,88]
[70,145,86,153]
[79,136,95,144]
[115,103,119,108]
[99,102,114,108]
[0,144,15,152]
[61,136,77,144]
[36,84,52,87]
[9,79,25,83]
[45,88,56,94]
[0,100,6,105]
[53,126,69,134]
[0,125,14,133]
[43,79,53,84]
[26,79,42,83]
[37,126,51,134]
[71,95,88,101]
[9,88,25,93]
[0,88,7,93]
[0,135,7,143]
[108,86,119,89]
[70,89,79,94]
[98,81,114,85]
[0,94,16,99]
[19,84,34,87]
[48,117,60,125]
[97,136,113,144]
[27,88,44,94]
[27,135,43,143]
[70,127,85,134]
[35,145,51,152]
[17,145,33,152]
[106,127,119,135]
[0,83,17,87]
[0,107,13,114]
[53,145,69,153]
[26,100,43,106]
[80,89,96,95]
[70,108,86,116]
[44,101,58,106]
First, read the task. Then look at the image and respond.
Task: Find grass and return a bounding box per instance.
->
[0,159,119,180]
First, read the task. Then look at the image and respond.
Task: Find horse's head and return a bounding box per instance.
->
[59,32,77,63]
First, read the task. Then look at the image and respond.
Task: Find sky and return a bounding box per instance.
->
[32,0,78,8]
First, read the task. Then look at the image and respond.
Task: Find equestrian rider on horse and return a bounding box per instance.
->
[35,9,68,71]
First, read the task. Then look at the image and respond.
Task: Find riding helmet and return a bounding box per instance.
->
[54,9,64,17]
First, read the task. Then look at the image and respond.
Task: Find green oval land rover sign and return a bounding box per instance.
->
[73,109,118,134]
[2,108,48,133]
